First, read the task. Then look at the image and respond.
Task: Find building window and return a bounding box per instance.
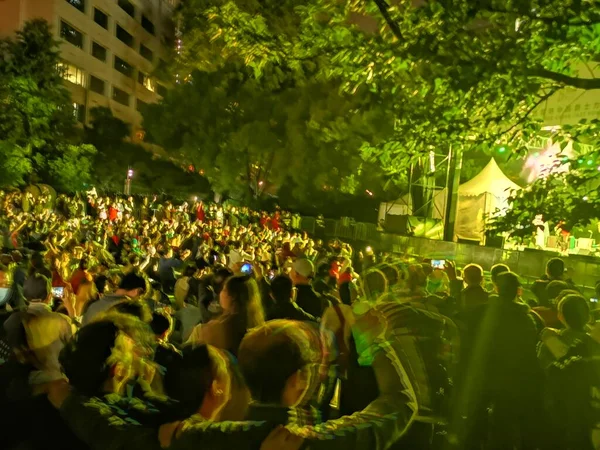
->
[156,83,167,97]
[91,42,107,62]
[114,56,134,78]
[65,0,85,13]
[141,15,155,35]
[89,76,106,95]
[139,44,153,62]
[116,25,134,48]
[73,103,86,123]
[136,98,148,112]
[93,8,108,29]
[118,0,135,17]
[138,72,155,92]
[57,62,85,87]
[112,87,130,106]
[60,21,83,49]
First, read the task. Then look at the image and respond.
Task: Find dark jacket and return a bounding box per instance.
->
[268,301,317,322]
[59,334,417,450]
[295,284,330,318]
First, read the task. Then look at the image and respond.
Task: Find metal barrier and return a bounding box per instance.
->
[300,216,600,292]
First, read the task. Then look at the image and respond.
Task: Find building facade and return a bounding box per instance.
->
[0,0,178,136]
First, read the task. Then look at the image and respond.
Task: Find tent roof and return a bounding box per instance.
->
[459,158,521,197]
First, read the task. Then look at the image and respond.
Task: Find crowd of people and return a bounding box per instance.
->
[1,189,600,450]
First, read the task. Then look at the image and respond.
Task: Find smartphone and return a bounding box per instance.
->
[240,263,253,275]
[52,287,65,298]
[591,298,598,304]
[431,259,446,269]
[268,270,276,281]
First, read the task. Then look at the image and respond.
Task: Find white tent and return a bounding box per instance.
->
[455,158,521,242]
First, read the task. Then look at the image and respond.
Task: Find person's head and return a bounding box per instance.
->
[78,258,89,271]
[546,258,566,280]
[0,265,9,307]
[164,345,249,422]
[219,276,265,328]
[182,264,196,278]
[238,320,321,407]
[495,272,522,300]
[60,313,154,396]
[558,295,590,331]
[270,275,293,305]
[290,259,314,285]
[150,310,173,342]
[546,280,570,304]
[24,274,52,304]
[361,269,388,301]
[29,252,46,272]
[108,300,152,323]
[213,266,233,294]
[11,250,23,264]
[116,272,146,299]
[463,264,484,287]
[490,264,510,287]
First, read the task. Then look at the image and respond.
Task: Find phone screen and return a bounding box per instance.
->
[591,298,598,304]
[241,263,253,275]
[52,287,65,298]
[431,259,446,269]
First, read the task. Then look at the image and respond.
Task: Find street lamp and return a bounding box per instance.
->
[124,168,134,195]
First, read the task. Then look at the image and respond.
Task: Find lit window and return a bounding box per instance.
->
[60,21,84,49]
[57,62,86,87]
[137,72,155,92]
[66,0,85,13]
[73,103,86,123]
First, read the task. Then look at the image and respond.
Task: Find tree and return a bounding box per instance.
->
[173,0,600,220]
[491,124,600,237]
[142,63,397,205]
[85,107,210,196]
[0,19,95,190]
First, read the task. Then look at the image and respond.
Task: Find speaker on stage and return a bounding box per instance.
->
[385,214,409,235]
[485,233,504,249]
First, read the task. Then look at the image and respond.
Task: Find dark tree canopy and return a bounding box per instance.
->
[0,19,95,191]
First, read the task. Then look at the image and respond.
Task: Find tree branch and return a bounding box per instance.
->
[532,68,600,90]
[372,0,403,41]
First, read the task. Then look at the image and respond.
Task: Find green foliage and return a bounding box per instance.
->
[143,63,396,204]
[85,107,209,196]
[0,19,95,190]
[173,0,600,221]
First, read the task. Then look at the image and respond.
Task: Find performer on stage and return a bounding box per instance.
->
[554,220,570,252]
[532,214,549,249]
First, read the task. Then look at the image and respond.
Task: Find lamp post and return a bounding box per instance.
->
[124,168,133,195]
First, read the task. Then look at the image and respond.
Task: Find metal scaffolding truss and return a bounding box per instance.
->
[407,148,453,221]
